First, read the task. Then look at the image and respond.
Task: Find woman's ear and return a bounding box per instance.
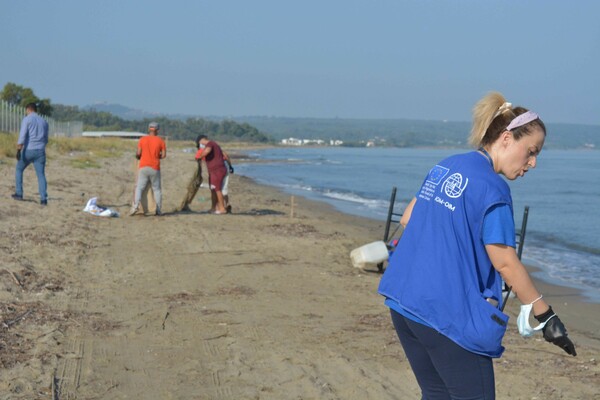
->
[501,130,513,146]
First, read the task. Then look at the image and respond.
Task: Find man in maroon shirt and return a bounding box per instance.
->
[195,135,227,214]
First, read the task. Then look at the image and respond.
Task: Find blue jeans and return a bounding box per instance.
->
[390,309,495,400]
[15,148,47,201]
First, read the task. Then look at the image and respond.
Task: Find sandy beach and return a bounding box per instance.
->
[1,144,599,399]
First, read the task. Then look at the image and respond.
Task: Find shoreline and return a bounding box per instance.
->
[230,154,600,346]
[244,172,600,343]
[233,148,600,307]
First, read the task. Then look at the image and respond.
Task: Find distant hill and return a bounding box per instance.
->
[231,116,468,147]
[80,103,600,149]
[545,123,600,149]
[83,102,199,122]
[83,103,165,120]
[231,116,600,150]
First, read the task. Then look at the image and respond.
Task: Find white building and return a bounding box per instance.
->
[281,137,302,145]
[302,139,325,145]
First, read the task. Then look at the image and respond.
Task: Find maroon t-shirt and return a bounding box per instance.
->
[205,141,226,173]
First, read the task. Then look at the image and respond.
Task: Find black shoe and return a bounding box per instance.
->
[11,194,23,201]
[41,200,48,206]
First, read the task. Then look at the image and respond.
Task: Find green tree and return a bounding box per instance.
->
[1,82,53,116]
[1,82,28,105]
[51,103,272,142]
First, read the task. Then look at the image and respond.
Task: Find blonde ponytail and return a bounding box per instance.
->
[469,92,510,147]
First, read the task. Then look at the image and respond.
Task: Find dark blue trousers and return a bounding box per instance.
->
[390,309,495,400]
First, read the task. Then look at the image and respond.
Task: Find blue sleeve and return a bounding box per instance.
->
[482,203,516,247]
[18,115,29,145]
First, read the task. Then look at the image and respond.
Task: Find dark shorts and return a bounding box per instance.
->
[208,167,226,191]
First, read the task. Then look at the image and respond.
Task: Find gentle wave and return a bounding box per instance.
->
[528,231,600,256]
[322,190,390,210]
[523,245,600,301]
[278,182,316,192]
[274,181,391,211]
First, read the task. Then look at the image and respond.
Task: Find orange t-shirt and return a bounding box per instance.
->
[138,135,166,170]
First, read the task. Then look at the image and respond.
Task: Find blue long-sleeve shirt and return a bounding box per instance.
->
[18,112,49,150]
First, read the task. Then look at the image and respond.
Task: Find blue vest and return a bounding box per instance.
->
[378,151,513,358]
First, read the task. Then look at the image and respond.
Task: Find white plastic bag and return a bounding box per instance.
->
[83,197,120,217]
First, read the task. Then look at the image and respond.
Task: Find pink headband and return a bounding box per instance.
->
[506,111,539,131]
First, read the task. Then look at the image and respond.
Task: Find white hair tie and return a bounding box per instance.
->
[493,102,512,119]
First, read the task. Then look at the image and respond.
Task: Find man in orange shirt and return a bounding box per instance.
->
[130,122,167,216]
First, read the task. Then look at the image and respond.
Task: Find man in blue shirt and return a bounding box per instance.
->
[13,102,49,205]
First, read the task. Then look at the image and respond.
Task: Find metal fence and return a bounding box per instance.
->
[0,99,83,137]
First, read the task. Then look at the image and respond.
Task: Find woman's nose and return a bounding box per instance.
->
[528,156,537,168]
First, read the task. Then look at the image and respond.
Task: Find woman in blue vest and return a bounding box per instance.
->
[378,92,576,399]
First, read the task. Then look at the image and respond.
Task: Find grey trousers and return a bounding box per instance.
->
[134,167,162,210]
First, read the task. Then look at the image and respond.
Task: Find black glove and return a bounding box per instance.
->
[229,165,234,174]
[535,306,577,356]
[16,149,21,161]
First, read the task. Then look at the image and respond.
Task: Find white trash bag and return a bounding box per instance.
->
[83,197,119,217]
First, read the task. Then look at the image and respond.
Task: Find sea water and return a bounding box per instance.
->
[236,147,600,303]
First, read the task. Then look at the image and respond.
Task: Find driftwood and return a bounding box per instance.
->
[2,269,24,290]
[2,309,32,328]
[178,161,203,211]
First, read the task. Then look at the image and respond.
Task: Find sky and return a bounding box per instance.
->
[1,1,599,125]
